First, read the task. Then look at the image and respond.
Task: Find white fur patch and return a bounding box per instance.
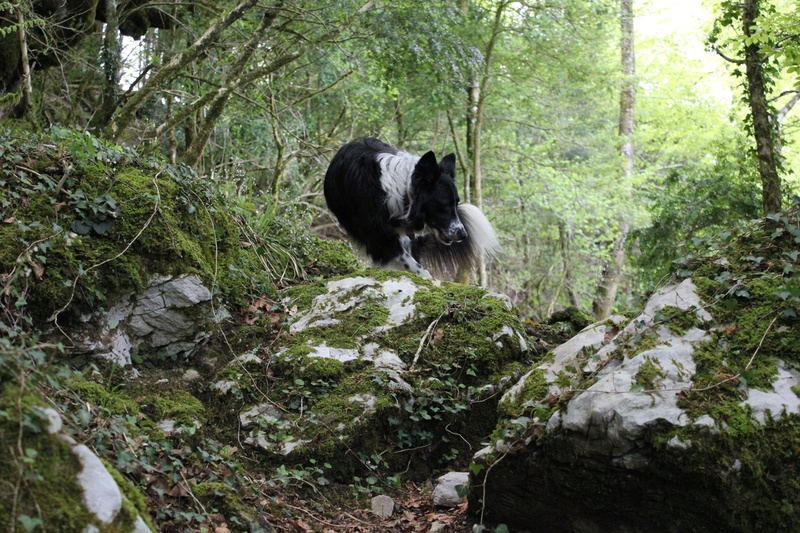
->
[384,235,432,279]
[377,151,419,219]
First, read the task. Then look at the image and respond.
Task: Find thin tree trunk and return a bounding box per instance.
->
[559,220,579,307]
[472,1,505,212]
[109,0,259,139]
[467,0,506,286]
[593,0,635,321]
[743,0,782,214]
[17,2,38,129]
[465,74,478,204]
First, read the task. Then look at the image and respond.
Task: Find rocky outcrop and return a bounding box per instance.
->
[25,406,153,532]
[211,271,528,475]
[473,211,800,532]
[71,274,224,369]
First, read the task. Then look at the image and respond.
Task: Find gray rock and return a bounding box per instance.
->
[70,274,222,369]
[371,494,395,518]
[73,444,123,524]
[473,277,800,531]
[432,471,469,507]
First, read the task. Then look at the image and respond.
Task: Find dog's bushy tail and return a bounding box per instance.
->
[413,203,500,278]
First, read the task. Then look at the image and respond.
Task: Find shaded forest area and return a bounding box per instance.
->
[2,0,800,318]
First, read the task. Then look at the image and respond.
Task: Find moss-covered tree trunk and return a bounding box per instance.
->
[16,2,38,129]
[109,0,259,139]
[743,0,782,215]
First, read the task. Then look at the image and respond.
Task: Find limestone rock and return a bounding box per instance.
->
[432,471,469,507]
[227,271,527,471]
[371,494,395,518]
[475,273,800,531]
[70,274,225,368]
[25,406,155,531]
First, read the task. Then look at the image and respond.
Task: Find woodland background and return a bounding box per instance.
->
[2,0,800,319]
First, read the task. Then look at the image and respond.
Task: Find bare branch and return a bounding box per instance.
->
[712,45,745,65]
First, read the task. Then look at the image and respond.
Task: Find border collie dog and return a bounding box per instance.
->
[324,137,499,279]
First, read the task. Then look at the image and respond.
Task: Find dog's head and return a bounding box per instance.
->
[408,151,468,245]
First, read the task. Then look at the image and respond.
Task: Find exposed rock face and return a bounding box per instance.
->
[473,277,800,532]
[71,274,224,368]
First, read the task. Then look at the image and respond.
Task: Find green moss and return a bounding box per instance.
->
[498,368,549,418]
[1,129,264,326]
[305,238,360,275]
[650,411,800,530]
[145,389,205,425]
[548,306,593,332]
[634,356,663,390]
[275,352,346,382]
[192,481,252,522]
[69,378,140,416]
[104,461,156,532]
[655,305,705,336]
[554,370,572,389]
[0,386,96,531]
[621,329,660,359]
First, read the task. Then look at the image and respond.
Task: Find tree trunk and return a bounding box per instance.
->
[90,0,121,130]
[17,2,38,129]
[182,8,279,167]
[463,0,506,287]
[465,73,479,205]
[593,0,635,321]
[743,0,782,215]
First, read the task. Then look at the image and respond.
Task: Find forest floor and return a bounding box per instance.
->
[194,480,474,532]
[264,484,473,532]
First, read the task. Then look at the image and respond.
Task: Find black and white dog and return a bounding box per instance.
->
[323,137,498,279]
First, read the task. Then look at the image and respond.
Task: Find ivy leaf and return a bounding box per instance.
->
[71,219,92,235]
[17,514,43,533]
[92,219,113,235]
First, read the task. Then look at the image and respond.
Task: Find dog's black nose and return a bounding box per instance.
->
[453,225,467,243]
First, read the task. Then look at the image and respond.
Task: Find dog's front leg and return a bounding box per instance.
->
[384,235,432,279]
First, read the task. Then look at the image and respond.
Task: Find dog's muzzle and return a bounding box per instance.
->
[438,221,467,245]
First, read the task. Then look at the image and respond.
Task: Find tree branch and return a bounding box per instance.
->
[778,92,800,123]
[712,45,745,65]
[109,0,259,139]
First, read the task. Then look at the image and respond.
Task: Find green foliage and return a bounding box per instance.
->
[634,135,763,289]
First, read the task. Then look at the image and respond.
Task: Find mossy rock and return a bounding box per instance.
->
[206,269,530,480]
[0,382,154,531]
[474,210,800,531]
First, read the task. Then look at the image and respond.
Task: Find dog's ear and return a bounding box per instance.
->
[439,153,456,178]
[415,151,440,185]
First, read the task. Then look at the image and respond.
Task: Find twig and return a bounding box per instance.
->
[745,314,778,371]
[712,45,744,65]
[180,469,208,516]
[410,313,443,370]
[444,423,472,450]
